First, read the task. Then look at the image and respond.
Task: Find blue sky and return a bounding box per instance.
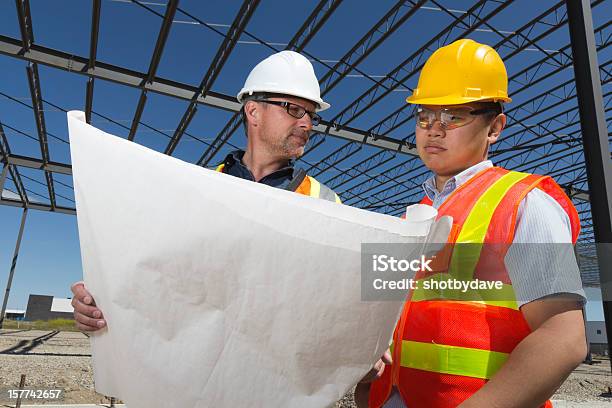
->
[0,0,609,320]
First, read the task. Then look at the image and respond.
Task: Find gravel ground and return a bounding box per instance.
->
[1,329,610,406]
[554,356,612,403]
[0,330,109,405]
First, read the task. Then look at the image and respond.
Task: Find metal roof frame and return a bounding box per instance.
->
[0,0,609,318]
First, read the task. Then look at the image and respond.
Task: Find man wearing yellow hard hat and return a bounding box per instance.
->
[357,39,586,408]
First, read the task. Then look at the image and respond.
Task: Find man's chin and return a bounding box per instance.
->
[291,149,305,159]
[287,145,306,159]
[423,162,448,176]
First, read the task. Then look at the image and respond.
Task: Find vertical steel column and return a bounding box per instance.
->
[0,163,7,196]
[0,207,28,328]
[566,0,612,361]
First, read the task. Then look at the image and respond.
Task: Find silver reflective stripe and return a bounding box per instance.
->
[304,176,340,202]
[317,181,338,202]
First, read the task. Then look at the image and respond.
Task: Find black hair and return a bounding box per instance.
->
[475,101,504,122]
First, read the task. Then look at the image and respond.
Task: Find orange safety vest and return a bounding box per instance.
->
[369,167,580,408]
[215,163,341,203]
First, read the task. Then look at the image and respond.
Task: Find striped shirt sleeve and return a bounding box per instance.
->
[505,188,586,307]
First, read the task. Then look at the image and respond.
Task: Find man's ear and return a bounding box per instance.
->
[488,113,506,144]
[244,100,260,127]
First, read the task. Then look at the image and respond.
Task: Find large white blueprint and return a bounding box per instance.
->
[67,110,451,408]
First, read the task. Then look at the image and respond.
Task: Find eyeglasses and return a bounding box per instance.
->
[415,106,500,130]
[258,100,321,126]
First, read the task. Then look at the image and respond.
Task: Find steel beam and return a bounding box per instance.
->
[0,163,7,195]
[88,0,101,70]
[307,0,607,178]
[165,0,259,155]
[0,153,72,175]
[196,0,428,166]
[324,150,398,190]
[300,0,511,175]
[343,108,596,209]
[26,63,56,209]
[16,0,57,211]
[0,35,410,155]
[336,67,609,210]
[194,0,410,166]
[287,0,343,52]
[85,0,101,124]
[318,0,427,97]
[571,189,591,202]
[510,20,610,97]
[0,208,28,329]
[196,114,242,165]
[0,197,75,215]
[85,78,95,124]
[566,0,612,363]
[0,123,29,206]
[144,1,178,85]
[128,0,178,141]
[14,0,33,51]
[324,17,610,189]
[323,0,511,134]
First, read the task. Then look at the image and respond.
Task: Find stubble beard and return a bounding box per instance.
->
[280,128,310,159]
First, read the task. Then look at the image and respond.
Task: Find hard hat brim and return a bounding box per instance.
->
[237,89,331,112]
[406,95,512,106]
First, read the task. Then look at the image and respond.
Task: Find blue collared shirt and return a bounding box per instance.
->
[421,160,493,208]
[220,150,295,190]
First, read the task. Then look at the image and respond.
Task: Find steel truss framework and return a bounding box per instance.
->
[0,1,609,292]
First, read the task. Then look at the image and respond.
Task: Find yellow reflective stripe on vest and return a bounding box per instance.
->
[455,171,530,243]
[399,340,509,380]
[307,176,321,198]
[449,171,530,281]
[411,171,531,309]
[410,273,519,309]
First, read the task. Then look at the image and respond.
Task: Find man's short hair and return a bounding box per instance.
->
[240,92,292,134]
[474,101,504,122]
[241,93,273,134]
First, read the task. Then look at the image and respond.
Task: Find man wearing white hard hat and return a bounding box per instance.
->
[216,50,340,202]
[70,50,340,331]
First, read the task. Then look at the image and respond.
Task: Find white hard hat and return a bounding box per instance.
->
[237,50,330,112]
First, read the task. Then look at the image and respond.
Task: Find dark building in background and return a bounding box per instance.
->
[25,294,74,321]
[3,309,25,320]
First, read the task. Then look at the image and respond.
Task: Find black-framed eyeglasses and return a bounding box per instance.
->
[258,100,321,126]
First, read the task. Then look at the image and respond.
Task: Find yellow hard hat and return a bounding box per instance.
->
[406,39,511,105]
